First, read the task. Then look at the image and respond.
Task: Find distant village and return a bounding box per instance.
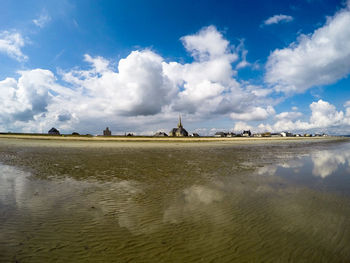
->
[47,116,328,138]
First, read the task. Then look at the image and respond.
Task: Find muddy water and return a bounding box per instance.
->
[0,138,350,262]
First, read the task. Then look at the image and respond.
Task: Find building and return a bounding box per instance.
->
[154,132,168,136]
[262,132,271,137]
[169,116,188,137]
[48,127,60,135]
[103,127,111,136]
[214,131,227,137]
[242,130,251,137]
[214,131,237,137]
[281,132,293,137]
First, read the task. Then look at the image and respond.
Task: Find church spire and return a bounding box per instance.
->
[178,114,183,128]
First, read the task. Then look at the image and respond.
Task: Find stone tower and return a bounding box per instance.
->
[178,115,183,128]
[170,115,188,137]
[103,127,111,136]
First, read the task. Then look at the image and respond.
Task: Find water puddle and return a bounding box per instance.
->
[257,142,350,196]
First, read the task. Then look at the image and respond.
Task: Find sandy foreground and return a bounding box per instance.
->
[1,133,350,262]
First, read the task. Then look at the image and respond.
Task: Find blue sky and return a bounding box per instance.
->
[1,0,350,135]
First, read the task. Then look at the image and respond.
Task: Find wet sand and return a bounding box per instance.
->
[1,137,350,262]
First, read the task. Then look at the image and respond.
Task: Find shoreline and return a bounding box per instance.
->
[0,133,347,144]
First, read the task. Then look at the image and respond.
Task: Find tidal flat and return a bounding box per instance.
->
[1,137,350,262]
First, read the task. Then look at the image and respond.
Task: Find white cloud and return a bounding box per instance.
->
[163,26,243,115]
[73,26,245,122]
[233,121,253,132]
[230,106,275,121]
[246,85,273,97]
[33,13,51,28]
[0,69,82,133]
[0,69,54,121]
[256,99,350,133]
[162,26,271,119]
[62,50,176,117]
[83,54,110,73]
[0,31,27,61]
[257,123,273,133]
[266,6,350,93]
[235,40,250,69]
[275,111,302,120]
[263,14,293,25]
[0,26,291,133]
[309,99,344,127]
[180,25,235,61]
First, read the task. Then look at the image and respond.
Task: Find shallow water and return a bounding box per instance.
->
[0,138,350,262]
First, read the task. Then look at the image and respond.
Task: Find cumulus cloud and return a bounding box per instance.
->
[163,26,270,118]
[256,99,350,133]
[233,121,253,132]
[8,24,349,135]
[263,14,293,25]
[0,69,80,132]
[180,25,234,61]
[163,26,243,115]
[275,111,302,120]
[1,26,266,133]
[309,100,344,127]
[246,85,273,97]
[83,54,110,72]
[266,5,350,93]
[0,69,54,121]
[63,50,176,116]
[64,25,245,121]
[230,106,275,121]
[0,31,27,61]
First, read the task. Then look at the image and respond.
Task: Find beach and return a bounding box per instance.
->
[1,136,350,262]
[0,133,342,142]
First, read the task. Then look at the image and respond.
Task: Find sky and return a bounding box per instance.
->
[1,0,350,135]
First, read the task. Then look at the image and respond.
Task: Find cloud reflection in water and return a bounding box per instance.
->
[257,144,350,179]
[311,150,350,178]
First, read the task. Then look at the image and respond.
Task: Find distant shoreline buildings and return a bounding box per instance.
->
[45,116,328,138]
